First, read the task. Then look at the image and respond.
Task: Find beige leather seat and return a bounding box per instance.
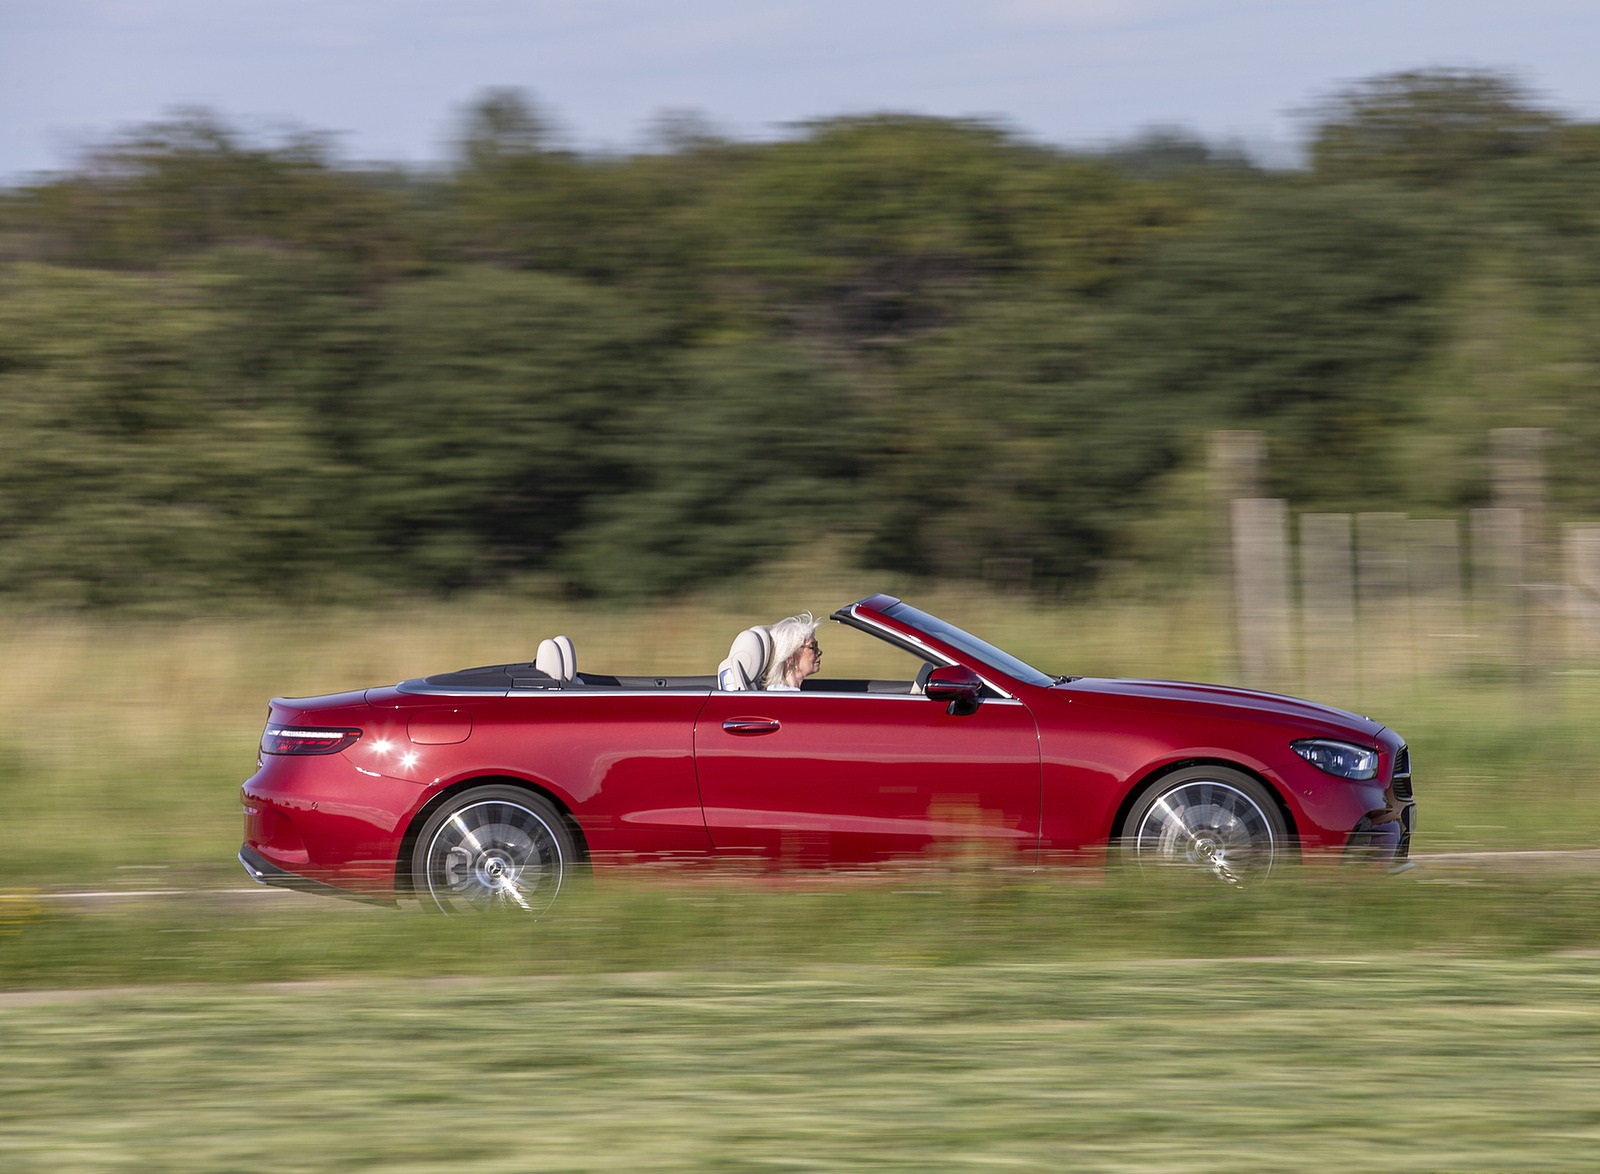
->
[535,635,576,682]
[716,626,773,691]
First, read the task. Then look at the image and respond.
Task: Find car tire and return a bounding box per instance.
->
[410,785,577,914]
[1118,766,1289,885]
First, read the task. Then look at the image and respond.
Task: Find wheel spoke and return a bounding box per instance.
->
[1131,780,1278,883]
[421,796,566,914]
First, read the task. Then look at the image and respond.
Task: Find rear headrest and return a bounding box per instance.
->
[535,635,576,682]
[716,626,773,691]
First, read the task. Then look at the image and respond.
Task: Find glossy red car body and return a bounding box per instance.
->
[240,594,1415,908]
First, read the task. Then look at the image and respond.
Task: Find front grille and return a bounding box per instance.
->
[1392,745,1413,800]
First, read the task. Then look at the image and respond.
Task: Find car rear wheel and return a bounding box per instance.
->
[1118,767,1289,885]
[411,785,576,914]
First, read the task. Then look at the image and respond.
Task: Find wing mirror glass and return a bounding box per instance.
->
[924,665,983,713]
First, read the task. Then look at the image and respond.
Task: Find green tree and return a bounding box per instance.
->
[560,340,868,596]
[342,266,667,588]
[703,116,1189,356]
[1308,69,1560,187]
[1097,183,1465,509]
[0,263,353,605]
[5,110,419,277]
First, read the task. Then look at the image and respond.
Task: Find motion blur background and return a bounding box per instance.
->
[0,5,1598,614]
[6,5,1600,1171]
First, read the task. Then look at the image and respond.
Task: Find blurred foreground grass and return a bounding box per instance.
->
[4,872,1600,1170]
[4,868,1600,989]
[2,919,1599,1171]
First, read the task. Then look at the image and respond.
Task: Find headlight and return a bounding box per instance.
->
[1291,738,1379,780]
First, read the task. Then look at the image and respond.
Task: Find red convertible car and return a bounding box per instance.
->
[239,594,1415,912]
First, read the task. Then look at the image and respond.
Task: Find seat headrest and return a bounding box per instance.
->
[536,635,576,682]
[717,626,773,690]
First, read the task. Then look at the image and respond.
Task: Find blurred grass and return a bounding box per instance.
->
[3,945,1600,1171]
[5,868,1600,990]
[3,871,1600,1169]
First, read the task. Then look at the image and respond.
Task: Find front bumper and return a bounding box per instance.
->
[1343,790,1416,869]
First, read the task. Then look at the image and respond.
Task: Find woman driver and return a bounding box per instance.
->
[764,612,822,691]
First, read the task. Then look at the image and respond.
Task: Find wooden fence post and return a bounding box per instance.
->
[1356,512,1411,685]
[1470,506,1524,666]
[1299,513,1355,700]
[1408,517,1465,672]
[1232,497,1293,689]
[1566,526,1600,659]
[1211,431,1267,677]
[1490,427,1548,670]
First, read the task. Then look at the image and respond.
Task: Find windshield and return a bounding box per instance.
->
[881,602,1055,687]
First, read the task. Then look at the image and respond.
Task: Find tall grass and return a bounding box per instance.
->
[6,867,1600,991]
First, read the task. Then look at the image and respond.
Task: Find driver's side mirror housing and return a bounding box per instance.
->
[924,665,983,715]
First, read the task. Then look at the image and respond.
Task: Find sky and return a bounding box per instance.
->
[4,0,1600,180]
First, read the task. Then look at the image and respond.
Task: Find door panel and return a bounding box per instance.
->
[693,691,1041,867]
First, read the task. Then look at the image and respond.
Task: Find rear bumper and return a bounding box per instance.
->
[238,844,395,907]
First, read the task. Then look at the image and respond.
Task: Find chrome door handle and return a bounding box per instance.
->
[722,718,780,735]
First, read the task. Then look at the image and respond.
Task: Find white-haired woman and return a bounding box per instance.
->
[764,612,822,691]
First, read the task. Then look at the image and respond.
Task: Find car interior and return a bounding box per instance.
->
[402,620,944,696]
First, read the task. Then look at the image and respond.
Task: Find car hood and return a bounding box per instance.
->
[1056,677,1386,739]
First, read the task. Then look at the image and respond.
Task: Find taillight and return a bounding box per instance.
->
[261,726,362,755]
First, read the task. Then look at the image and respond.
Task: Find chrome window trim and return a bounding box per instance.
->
[504,689,711,698]
[834,608,1019,701]
[402,685,1024,705]
[711,691,1024,705]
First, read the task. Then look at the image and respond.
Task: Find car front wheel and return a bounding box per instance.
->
[410,785,576,914]
[1118,767,1289,885]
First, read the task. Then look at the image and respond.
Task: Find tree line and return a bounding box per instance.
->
[3,69,1599,607]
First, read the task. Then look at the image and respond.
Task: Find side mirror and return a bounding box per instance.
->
[924,665,983,714]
